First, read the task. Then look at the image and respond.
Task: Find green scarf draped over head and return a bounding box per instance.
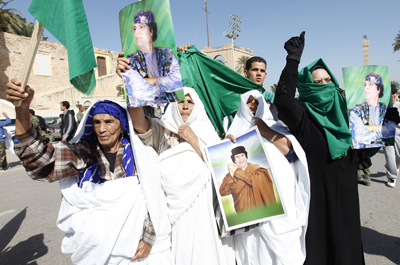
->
[298,58,352,160]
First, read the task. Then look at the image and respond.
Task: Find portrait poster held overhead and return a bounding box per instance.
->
[119,0,184,107]
[343,65,395,149]
[205,127,286,232]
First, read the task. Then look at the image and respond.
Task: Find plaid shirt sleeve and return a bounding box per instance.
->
[140,212,156,247]
[14,126,95,182]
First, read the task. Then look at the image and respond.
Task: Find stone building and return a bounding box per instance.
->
[201,43,253,70]
[0,31,123,118]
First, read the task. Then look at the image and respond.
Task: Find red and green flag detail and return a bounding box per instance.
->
[29,0,97,95]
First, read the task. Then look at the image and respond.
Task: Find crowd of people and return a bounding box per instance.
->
[4,29,400,265]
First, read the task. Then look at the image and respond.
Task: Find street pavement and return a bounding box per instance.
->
[0,149,399,264]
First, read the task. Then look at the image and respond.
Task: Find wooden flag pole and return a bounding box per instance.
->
[13,20,45,107]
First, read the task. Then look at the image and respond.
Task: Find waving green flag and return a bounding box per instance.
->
[29,0,97,95]
[177,45,262,137]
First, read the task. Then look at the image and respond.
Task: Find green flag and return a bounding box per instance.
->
[29,0,97,95]
[177,45,262,137]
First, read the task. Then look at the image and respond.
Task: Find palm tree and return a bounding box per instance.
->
[0,0,34,37]
[235,56,250,74]
[393,30,400,53]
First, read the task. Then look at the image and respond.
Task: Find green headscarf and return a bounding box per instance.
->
[298,58,352,160]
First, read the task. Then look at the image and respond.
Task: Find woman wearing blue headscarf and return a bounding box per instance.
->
[6,78,173,265]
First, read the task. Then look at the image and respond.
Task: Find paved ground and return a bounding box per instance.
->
[0,149,399,264]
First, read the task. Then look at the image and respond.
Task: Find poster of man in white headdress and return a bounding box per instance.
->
[119,0,184,107]
[343,65,395,149]
[206,127,285,232]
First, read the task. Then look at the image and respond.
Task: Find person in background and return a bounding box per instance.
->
[29,109,41,134]
[59,101,77,143]
[76,105,85,124]
[383,84,400,188]
[243,57,278,121]
[0,111,12,171]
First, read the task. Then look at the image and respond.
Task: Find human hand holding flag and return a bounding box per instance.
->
[14,0,97,107]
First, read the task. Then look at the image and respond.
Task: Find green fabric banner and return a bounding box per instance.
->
[298,58,352,160]
[29,0,97,95]
[177,45,263,137]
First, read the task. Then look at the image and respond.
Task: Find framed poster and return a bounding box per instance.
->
[343,65,394,149]
[205,127,286,232]
[119,0,184,107]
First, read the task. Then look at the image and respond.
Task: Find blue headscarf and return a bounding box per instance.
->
[78,100,135,187]
[80,100,129,142]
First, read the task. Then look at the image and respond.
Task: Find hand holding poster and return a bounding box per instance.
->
[119,0,184,107]
[343,65,395,149]
[205,127,286,233]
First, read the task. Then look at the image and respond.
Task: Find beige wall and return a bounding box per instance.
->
[0,31,124,116]
[201,43,253,70]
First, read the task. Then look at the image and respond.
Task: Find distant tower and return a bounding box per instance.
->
[362,35,369,66]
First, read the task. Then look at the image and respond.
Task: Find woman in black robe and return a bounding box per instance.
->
[274,32,365,265]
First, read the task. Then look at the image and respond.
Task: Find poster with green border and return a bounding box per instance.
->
[206,127,286,232]
[118,0,184,107]
[342,65,394,149]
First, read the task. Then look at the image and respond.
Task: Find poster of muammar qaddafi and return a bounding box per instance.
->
[119,0,184,107]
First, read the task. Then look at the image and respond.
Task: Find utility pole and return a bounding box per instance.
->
[201,0,210,47]
[223,14,241,70]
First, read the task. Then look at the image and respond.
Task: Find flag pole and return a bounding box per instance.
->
[14,20,44,107]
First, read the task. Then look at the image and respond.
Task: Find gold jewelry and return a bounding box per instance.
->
[270,133,279,143]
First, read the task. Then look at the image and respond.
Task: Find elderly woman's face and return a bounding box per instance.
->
[93,114,122,152]
[246,96,259,115]
[364,77,380,102]
[177,94,195,123]
[133,20,153,49]
[312,69,332,85]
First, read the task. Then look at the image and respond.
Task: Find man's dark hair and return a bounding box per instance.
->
[231,146,248,162]
[245,56,267,71]
[61,101,70,109]
[29,109,35,115]
[391,84,398,95]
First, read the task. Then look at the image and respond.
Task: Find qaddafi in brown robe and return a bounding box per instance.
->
[219,163,276,212]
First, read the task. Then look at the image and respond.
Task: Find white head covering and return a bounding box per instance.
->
[227,90,274,135]
[155,87,220,145]
[226,90,311,265]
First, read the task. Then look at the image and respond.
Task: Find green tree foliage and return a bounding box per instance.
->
[393,30,400,53]
[0,0,34,37]
[235,55,250,74]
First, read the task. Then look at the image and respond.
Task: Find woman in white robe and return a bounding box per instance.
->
[57,100,173,265]
[226,90,310,265]
[129,87,235,265]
